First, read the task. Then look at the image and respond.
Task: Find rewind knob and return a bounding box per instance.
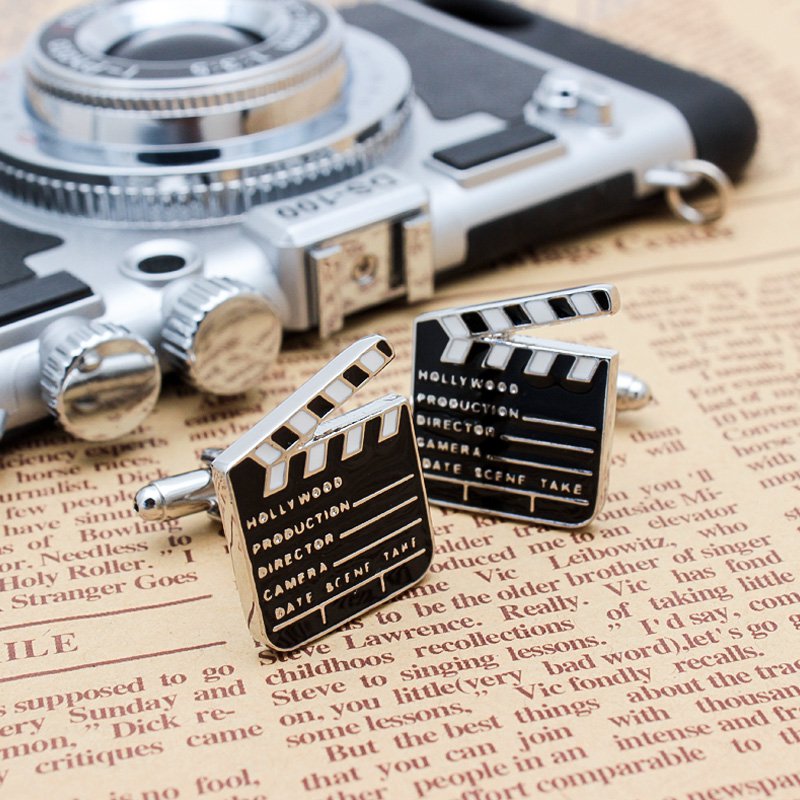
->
[161,277,282,395]
[40,319,161,441]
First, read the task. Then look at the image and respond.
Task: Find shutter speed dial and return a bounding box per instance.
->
[37,278,281,441]
[40,319,161,441]
[161,277,282,396]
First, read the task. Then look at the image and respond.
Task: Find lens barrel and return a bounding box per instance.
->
[0,0,413,224]
[25,0,347,145]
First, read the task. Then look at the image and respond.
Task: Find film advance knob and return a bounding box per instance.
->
[40,319,162,441]
[161,277,282,396]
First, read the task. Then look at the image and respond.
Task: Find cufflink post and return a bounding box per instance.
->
[616,370,652,412]
[135,468,215,523]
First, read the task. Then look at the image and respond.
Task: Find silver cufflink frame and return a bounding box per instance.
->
[412,283,650,529]
[137,335,434,651]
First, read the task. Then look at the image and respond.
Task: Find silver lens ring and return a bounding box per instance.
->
[0,26,414,225]
[25,0,346,144]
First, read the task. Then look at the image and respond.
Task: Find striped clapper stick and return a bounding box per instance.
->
[211,335,434,651]
[412,285,620,528]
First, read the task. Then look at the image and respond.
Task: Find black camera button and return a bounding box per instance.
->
[433,124,557,171]
[121,239,203,285]
[0,272,94,328]
[137,254,188,275]
[0,219,64,289]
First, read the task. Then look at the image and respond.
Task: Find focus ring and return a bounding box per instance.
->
[25,46,345,116]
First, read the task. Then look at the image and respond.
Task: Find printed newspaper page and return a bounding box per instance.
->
[1,0,799,798]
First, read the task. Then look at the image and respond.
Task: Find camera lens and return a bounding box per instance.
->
[4,0,414,224]
[106,23,264,62]
[25,0,347,145]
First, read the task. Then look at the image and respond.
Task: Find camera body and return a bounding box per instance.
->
[0,0,756,442]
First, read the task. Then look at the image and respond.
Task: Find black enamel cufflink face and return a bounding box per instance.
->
[136,336,434,651]
[412,284,650,528]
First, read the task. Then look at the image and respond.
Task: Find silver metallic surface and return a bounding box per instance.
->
[0,215,289,437]
[309,219,399,336]
[135,467,216,522]
[39,318,161,440]
[26,0,346,144]
[0,25,412,223]
[246,168,433,335]
[309,244,345,338]
[201,447,224,464]
[161,277,282,395]
[0,0,704,442]
[616,370,653,411]
[120,239,204,286]
[533,72,614,126]
[402,214,434,304]
[645,159,732,224]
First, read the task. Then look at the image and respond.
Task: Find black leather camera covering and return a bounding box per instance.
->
[344,0,757,266]
[0,220,92,328]
[346,0,756,180]
[344,3,547,122]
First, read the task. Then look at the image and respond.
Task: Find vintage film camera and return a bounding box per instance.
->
[0,0,756,442]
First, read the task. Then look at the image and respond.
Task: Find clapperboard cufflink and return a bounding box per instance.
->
[412,284,651,529]
[135,335,434,651]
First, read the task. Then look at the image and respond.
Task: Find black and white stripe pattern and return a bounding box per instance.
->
[302,403,404,480]
[433,285,617,383]
[243,335,395,494]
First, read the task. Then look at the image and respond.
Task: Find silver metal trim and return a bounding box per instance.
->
[309,244,344,338]
[645,159,732,224]
[0,27,414,224]
[402,213,434,303]
[26,1,345,141]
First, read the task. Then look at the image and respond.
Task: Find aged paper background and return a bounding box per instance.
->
[2,1,800,798]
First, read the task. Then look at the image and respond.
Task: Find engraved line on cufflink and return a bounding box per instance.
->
[412,284,651,529]
[135,335,434,651]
